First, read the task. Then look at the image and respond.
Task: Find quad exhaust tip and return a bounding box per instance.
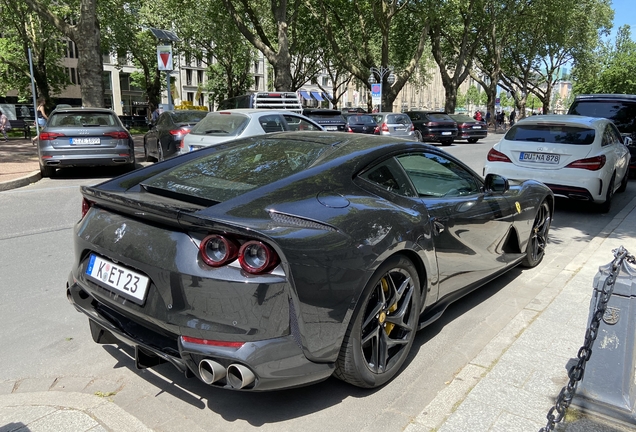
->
[198,359,226,385]
[227,364,256,389]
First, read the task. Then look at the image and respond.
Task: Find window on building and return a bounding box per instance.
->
[199,94,205,106]
[255,76,260,90]
[70,68,77,85]
[185,52,191,66]
[103,71,112,90]
[254,61,259,73]
[197,70,203,84]
[196,57,202,68]
[186,69,192,86]
[187,92,194,102]
[120,73,130,91]
[322,77,329,87]
[66,41,75,58]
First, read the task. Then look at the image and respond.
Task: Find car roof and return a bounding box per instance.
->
[516,114,609,128]
[51,107,117,114]
[573,94,636,101]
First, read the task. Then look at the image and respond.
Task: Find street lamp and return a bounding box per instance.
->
[369,66,395,113]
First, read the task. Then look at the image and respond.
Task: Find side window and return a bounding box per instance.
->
[283,115,321,131]
[602,125,615,147]
[359,158,416,197]
[396,153,480,197]
[259,115,285,133]
[609,123,624,145]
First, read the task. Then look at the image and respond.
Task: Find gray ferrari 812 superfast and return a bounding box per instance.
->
[67,132,553,391]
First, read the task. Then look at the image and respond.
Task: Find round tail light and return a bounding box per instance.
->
[238,241,279,274]
[200,235,239,267]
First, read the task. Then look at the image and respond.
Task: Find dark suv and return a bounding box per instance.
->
[568,94,636,170]
[405,111,458,145]
[302,109,347,132]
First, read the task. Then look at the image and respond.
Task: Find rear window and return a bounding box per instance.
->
[504,124,595,145]
[171,111,207,124]
[49,112,118,127]
[142,138,330,203]
[450,114,474,122]
[349,115,376,125]
[568,100,636,134]
[426,113,454,121]
[189,113,250,136]
[304,111,345,122]
[386,114,411,124]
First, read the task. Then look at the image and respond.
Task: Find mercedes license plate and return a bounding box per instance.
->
[519,152,560,164]
[442,131,452,136]
[70,137,100,145]
[325,126,338,131]
[86,254,149,304]
[472,125,482,129]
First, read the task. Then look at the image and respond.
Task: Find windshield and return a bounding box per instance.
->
[49,112,118,127]
[426,113,454,122]
[505,124,595,145]
[189,113,250,136]
[142,137,330,203]
[349,115,375,125]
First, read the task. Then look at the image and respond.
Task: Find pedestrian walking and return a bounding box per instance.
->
[509,109,516,126]
[36,98,48,128]
[0,110,10,142]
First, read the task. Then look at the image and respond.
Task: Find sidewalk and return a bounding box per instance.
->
[2,137,636,431]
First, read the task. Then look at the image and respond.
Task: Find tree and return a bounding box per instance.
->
[0,0,70,108]
[572,25,636,94]
[22,0,105,107]
[307,0,432,112]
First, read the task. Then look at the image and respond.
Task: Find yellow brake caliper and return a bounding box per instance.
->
[381,277,397,335]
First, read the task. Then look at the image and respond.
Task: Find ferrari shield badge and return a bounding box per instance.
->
[515,202,521,214]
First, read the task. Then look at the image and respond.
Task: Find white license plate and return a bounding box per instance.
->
[86,254,149,304]
[325,126,338,131]
[442,131,452,136]
[71,137,100,145]
[472,125,482,129]
[394,127,406,131]
[519,152,560,164]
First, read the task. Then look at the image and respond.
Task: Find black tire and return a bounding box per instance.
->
[521,199,551,268]
[617,168,629,193]
[414,130,423,142]
[441,140,453,146]
[467,138,478,143]
[335,255,421,388]
[40,164,55,178]
[598,175,615,214]
[143,141,152,162]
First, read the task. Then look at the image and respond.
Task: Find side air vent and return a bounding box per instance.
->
[269,211,337,232]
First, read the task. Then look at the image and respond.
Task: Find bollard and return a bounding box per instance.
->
[572,256,636,423]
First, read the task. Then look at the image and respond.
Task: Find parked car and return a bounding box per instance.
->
[37,107,135,177]
[448,114,488,143]
[484,115,630,213]
[68,132,552,391]
[302,109,347,131]
[144,110,207,161]
[180,109,323,153]
[567,94,636,172]
[118,115,149,129]
[341,107,368,114]
[344,114,379,134]
[405,111,458,145]
[371,112,415,138]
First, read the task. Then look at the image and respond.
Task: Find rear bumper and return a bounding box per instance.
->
[457,131,487,140]
[67,280,334,391]
[41,153,135,167]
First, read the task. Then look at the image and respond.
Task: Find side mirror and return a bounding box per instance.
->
[623,136,633,147]
[484,173,509,193]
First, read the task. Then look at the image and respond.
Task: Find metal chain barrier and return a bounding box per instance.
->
[539,246,636,432]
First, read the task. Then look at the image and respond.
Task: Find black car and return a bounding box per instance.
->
[406,111,458,145]
[448,114,488,143]
[68,132,553,391]
[144,110,207,161]
[568,94,636,171]
[345,114,379,134]
[302,109,347,132]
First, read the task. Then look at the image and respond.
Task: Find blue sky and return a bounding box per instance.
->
[608,0,636,41]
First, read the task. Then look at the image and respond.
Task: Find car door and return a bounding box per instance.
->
[606,123,630,180]
[145,114,161,155]
[395,152,515,299]
[282,114,323,131]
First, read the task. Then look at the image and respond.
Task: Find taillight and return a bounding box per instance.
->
[381,123,389,132]
[566,155,606,171]
[238,241,279,274]
[374,125,380,134]
[179,139,185,149]
[181,336,244,348]
[81,198,94,218]
[347,126,353,133]
[103,131,130,139]
[487,148,512,163]
[410,124,415,131]
[39,132,65,140]
[169,128,190,136]
[200,235,239,267]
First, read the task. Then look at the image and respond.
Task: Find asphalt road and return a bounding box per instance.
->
[1,134,634,431]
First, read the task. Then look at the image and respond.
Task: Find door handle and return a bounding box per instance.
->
[431,217,446,234]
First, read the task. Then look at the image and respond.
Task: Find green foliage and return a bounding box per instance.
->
[572,25,636,94]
